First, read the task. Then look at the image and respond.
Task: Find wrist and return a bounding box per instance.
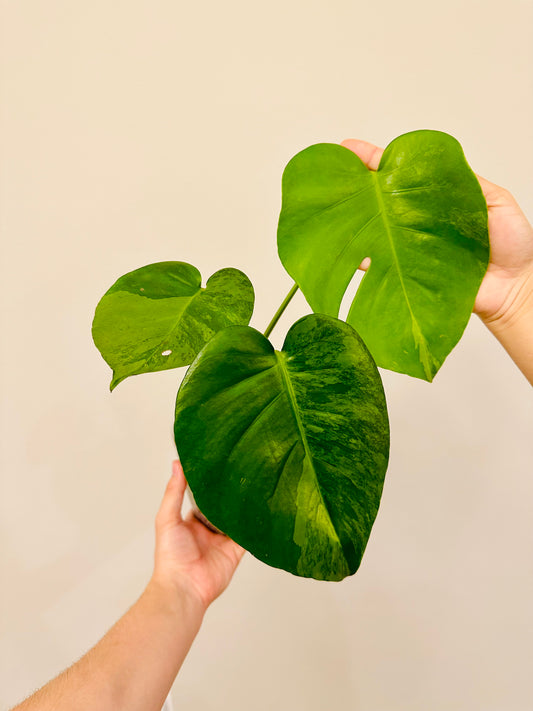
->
[145,575,207,625]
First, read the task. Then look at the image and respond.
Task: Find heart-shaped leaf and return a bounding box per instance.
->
[92,262,254,390]
[174,314,389,581]
[277,130,489,381]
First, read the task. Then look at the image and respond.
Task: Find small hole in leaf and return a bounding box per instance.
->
[161,349,172,356]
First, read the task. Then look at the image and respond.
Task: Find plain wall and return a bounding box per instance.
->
[1,1,532,709]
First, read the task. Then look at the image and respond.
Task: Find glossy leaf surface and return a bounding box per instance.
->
[174,314,389,581]
[277,130,489,381]
[92,262,254,389]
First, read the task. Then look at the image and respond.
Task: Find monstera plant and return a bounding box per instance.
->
[92,130,489,582]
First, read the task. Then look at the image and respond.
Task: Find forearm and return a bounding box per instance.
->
[480,269,533,385]
[12,579,205,711]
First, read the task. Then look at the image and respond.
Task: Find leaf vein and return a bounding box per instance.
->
[226,391,284,460]
[289,182,374,227]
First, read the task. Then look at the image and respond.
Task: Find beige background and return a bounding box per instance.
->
[1,1,532,709]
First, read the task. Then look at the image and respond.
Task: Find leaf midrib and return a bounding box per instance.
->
[372,172,433,379]
[275,351,342,548]
[372,172,415,324]
[275,352,313,462]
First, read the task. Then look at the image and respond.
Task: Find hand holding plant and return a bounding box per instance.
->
[341,136,533,384]
[150,460,245,611]
[473,174,533,323]
[341,137,533,325]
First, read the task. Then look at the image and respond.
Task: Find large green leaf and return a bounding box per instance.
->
[174,314,389,581]
[92,262,254,390]
[277,130,489,381]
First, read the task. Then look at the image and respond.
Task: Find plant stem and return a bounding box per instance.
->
[263,283,299,339]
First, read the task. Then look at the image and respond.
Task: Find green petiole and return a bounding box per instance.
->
[263,283,299,339]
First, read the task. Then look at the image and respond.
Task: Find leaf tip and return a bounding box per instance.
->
[110,373,122,392]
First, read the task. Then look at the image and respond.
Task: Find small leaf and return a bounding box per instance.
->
[174,314,389,581]
[92,262,254,389]
[277,130,489,381]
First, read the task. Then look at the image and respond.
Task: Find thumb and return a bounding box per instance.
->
[475,174,519,211]
[155,460,187,530]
